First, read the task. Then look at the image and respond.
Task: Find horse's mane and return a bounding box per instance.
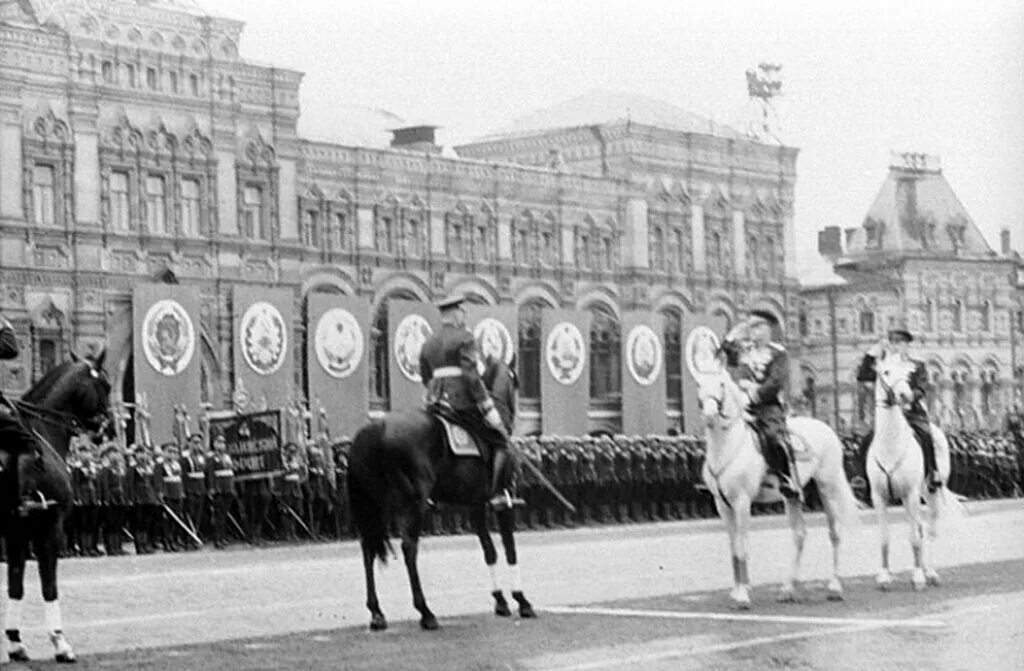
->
[22,360,79,404]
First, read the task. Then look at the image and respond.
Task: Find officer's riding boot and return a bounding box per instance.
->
[488,450,524,510]
[773,439,802,502]
[919,429,941,493]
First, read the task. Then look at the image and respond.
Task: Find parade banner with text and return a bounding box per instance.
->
[207,410,283,480]
[388,301,440,414]
[540,309,591,436]
[621,312,667,436]
[680,311,729,435]
[132,283,202,445]
[307,293,370,439]
[232,285,294,413]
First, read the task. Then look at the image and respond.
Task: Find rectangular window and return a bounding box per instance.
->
[146,67,157,90]
[32,164,56,225]
[125,64,136,87]
[145,175,167,234]
[181,178,201,236]
[39,339,58,374]
[169,71,179,94]
[102,61,114,83]
[305,209,319,246]
[859,310,875,335]
[334,212,348,250]
[110,171,130,231]
[242,186,263,239]
[189,73,199,97]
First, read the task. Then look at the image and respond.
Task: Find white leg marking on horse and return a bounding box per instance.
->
[43,599,63,633]
[488,564,500,593]
[510,563,522,592]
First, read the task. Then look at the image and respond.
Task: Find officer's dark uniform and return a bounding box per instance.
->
[0,317,37,513]
[279,443,305,541]
[159,446,185,551]
[207,439,238,549]
[180,437,207,546]
[419,295,518,508]
[856,328,940,491]
[721,310,799,499]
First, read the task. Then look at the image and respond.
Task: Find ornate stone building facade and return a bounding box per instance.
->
[0,0,799,435]
[797,154,1024,433]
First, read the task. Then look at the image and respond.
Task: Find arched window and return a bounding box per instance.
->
[710,231,723,275]
[765,236,776,278]
[980,301,991,332]
[859,309,875,335]
[952,300,963,332]
[748,237,759,278]
[589,304,621,401]
[924,298,934,332]
[517,300,547,400]
[661,309,683,420]
[650,225,665,271]
[369,290,419,410]
[803,376,817,417]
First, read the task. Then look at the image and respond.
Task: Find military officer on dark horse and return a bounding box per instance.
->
[418,295,523,510]
[720,309,801,500]
[857,326,942,493]
[0,315,37,513]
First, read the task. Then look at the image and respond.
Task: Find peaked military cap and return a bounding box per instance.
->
[887,328,913,343]
[436,294,466,312]
[748,309,779,326]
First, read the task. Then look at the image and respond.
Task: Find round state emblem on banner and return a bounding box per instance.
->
[314,308,364,379]
[142,299,196,377]
[684,325,723,385]
[473,318,514,366]
[545,321,586,385]
[240,302,288,376]
[394,314,433,383]
[625,324,663,386]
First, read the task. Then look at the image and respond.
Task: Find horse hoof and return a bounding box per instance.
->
[8,647,29,662]
[369,615,388,632]
[875,572,892,591]
[56,651,77,664]
[926,572,941,587]
[519,603,537,619]
[777,588,797,603]
[493,591,512,617]
[420,615,440,631]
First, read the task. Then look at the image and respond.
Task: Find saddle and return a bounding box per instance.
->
[429,406,491,462]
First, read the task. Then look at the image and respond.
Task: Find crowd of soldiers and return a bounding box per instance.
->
[43,425,1023,557]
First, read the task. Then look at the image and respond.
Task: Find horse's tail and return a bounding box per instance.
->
[833,461,862,533]
[347,422,392,565]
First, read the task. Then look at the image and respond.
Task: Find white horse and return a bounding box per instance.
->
[866,355,951,591]
[695,367,860,608]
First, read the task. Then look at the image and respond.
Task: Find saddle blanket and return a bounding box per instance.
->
[437,416,482,458]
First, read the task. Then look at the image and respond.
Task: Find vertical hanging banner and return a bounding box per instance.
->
[388,300,440,415]
[133,283,202,445]
[465,304,519,371]
[307,294,370,439]
[680,312,729,436]
[622,312,667,436]
[232,285,295,415]
[540,309,591,436]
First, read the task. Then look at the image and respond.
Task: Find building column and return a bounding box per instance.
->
[691,204,705,274]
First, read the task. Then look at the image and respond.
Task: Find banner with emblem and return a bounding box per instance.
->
[540,309,591,436]
[465,304,518,374]
[388,301,440,415]
[232,286,294,414]
[307,293,369,438]
[133,283,202,445]
[621,312,667,436]
[680,312,730,435]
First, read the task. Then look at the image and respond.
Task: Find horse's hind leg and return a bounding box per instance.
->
[360,542,387,631]
[400,505,438,631]
[497,508,535,619]
[922,490,941,586]
[820,485,845,600]
[3,529,30,662]
[469,506,509,617]
[778,498,807,603]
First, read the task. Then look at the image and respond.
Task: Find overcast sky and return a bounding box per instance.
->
[208,0,1024,277]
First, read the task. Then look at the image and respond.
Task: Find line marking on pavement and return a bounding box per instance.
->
[529,623,883,671]
[546,605,947,629]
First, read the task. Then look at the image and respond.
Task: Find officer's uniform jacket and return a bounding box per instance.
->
[722,338,789,413]
[207,452,236,495]
[418,323,489,413]
[856,353,930,420]
[159,458,184,500]
[180,451,207,497]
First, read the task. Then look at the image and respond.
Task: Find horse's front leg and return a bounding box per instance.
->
[871,484,893,590]
[496,507,535,619]
[469,505,508,617]
[906,488,926,591]
[37,517,75,663]
[3,528,30,662]
[715,493,749,609]
[400,503,438,630]
[778,498,807,603]
[921,489,941,587]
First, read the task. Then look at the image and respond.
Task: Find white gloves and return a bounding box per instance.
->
[479,399,508,437]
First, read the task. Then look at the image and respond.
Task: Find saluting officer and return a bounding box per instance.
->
[419,295,522,509]
[721,309,801,500]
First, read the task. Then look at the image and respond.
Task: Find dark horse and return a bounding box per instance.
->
[348,409,536,631]
[1,351,113,663]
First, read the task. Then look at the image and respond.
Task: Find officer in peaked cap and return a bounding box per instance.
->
[420,294,523,510]
[857,324,941,492]
[722,308,802,500]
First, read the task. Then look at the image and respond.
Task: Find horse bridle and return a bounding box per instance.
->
[700,377,737,423]
[11,399,111,438]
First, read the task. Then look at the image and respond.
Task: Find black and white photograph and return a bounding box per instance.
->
[0,0,1021,668]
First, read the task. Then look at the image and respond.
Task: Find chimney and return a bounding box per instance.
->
[390,125,440,154]
[818,226,843,260]
[1001,228,1011,255]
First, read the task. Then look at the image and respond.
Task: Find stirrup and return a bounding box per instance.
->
[488,490,525,510]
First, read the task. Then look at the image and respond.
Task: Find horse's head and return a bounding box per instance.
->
[876,354,915,408]
[695,370,744,428]
[22,349,115,440]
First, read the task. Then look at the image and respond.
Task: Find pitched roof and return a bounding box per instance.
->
[475,88,745,142]
[844,160,993,259]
